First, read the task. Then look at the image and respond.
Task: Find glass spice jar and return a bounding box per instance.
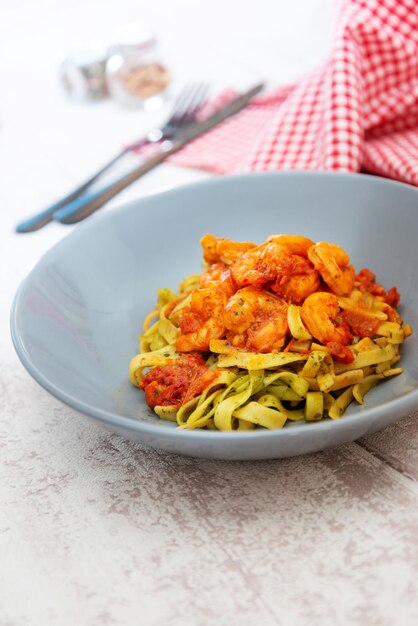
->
[106,26,171,109]
[60,44,109,102]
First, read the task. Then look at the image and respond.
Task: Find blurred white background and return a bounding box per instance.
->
[0,0,334,248]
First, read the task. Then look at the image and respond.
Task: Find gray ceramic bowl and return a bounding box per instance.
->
[11,172,418,459]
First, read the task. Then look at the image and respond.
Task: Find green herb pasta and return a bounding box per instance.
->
[130,234,411,430]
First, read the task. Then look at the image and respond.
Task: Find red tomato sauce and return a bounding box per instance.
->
[140,354,221,409]
[341,310,381,338]
[326,342,355,364]
[356,269,400,306]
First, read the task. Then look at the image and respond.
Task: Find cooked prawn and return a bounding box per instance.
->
[223,286,288,353]
[199,262,236,296]
[271,254,320,304]
[301,292,352,346]
[267,234,315,258]
[231,239,319,303]
[176,288,227,352]
[200,234,255,265]
[307,242,355,296]
[230,240,287,288]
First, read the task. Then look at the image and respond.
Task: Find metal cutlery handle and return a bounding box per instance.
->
[15,149,129,233]
[53,142,179,224]
[15,133,174,233]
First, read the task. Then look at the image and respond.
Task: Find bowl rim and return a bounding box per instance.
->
[10,170,418,442]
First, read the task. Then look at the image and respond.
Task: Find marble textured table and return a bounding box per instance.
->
[2,1,418,624]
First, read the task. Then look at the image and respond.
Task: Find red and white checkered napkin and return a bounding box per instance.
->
[167,0,418,185]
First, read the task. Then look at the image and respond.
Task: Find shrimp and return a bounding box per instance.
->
[199,262,236,297]
[307,242,355,296]
[301,292,352,346]
[176,288,227,352]
[231,239,319,303]
[230,240,287,288]
[223,286,288,353]
[200,234,255,265]
[271,254,320,304]
[267,234,315,258]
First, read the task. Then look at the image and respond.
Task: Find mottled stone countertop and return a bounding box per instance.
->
[2,1,418,624]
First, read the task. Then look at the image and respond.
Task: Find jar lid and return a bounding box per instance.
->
[112,23,157,54]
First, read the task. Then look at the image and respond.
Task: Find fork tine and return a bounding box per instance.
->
[178,83,209,125]
[166,83,199,124]
[171,82,208,124]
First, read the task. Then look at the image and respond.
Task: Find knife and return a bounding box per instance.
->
[48,82,263,225]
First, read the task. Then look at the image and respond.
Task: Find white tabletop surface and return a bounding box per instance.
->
[2,1,418,625]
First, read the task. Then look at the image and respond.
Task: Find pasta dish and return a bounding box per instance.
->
[129,234,411,431]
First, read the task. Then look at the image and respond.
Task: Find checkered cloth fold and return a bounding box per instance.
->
[164,0,418,186]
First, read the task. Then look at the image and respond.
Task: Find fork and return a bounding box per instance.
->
[16,82,209,233]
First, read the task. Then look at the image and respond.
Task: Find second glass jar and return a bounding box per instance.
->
[106,26,171,109]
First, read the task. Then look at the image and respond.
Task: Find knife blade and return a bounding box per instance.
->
[52,82,264,225]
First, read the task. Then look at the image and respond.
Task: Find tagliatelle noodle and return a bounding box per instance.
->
[130,234,411,430]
